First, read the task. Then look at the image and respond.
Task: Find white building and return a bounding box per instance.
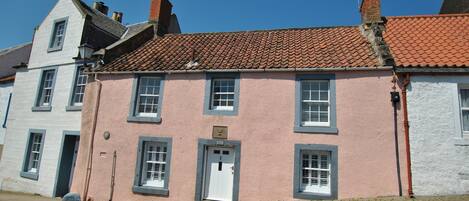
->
[0,0,128,197]
[0,43,32,161]
[384,14,469,195]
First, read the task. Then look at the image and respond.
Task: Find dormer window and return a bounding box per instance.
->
[48,18,68,52]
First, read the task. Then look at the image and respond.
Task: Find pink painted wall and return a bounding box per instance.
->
[72,71,408,201]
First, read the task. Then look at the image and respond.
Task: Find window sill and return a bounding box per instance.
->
[127,116,162,123]
[132,186,168,196]
[293,191,336,200]
[47,47,63,53]
[31,106,52,112]
[66,106,82,111]
[20,172,39,180]
[204,109,238,116]
[454,138,469,146]
[294,126,338,134]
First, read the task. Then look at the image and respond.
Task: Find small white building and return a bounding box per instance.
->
[0,0,128,197]
[0,43,32,161]
[384,14,469,195]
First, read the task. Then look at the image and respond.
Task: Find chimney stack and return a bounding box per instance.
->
[93,1,109,16]
[149,0,173,36]
[360,0,382,24]
[112,12,123,23]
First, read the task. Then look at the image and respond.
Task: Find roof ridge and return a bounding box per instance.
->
[0,42,32,57]
[163,25,359,37]
[386,13,469,19]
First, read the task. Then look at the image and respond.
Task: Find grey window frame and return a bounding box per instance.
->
[20,129,46,181]
[133,136,172,196]
[458,84,469,135]
[293,144,338,200]
[32,67,58,112]
[66,65,88,111]
[203,73,240,116]
[128,74,165,123]
[194,139,241,201]
[48,17,68,52]
[294,74,338,134]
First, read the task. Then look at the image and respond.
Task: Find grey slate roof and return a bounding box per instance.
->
[440,0,469,14]
[72,0,126,37]
[0,43,32,79]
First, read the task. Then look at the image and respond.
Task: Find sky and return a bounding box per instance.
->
[0,0,443,49]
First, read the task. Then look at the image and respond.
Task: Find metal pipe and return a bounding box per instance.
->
[401,73,414,197]
[109,151,117,201]
[83,74,102,201]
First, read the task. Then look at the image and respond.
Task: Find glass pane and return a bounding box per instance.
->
[461,89,469,107]
[311,170,318,178]
[463,111,469,132]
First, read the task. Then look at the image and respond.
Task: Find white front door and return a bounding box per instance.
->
[203,147,235,201]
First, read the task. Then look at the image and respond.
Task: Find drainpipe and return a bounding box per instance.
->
[401,73,414,197]
[83,74,102,201]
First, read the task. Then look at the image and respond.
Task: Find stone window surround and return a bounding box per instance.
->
[133,136,172,196]
[127,74,165,123]
[203,73,240,116]
[294,74,338,134]
[20,129,46,181]
[48,17,68,53]
[32,67,58,112]
[293,144,338,200]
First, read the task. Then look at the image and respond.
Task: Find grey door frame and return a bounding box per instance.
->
[53,131,80,197]
[194,139,241,201]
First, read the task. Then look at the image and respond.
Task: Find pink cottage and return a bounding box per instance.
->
[70,0,410,200]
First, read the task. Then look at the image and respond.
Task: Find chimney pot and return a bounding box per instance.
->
[112,12,124,23]
[360,0,382,23]
[93,1,109,16]
[149,0,173,36]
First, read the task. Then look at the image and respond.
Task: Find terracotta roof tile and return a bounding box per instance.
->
[384,14,469,68]
[101,26,380,72]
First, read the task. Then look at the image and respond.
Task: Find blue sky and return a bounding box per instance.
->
[0,0,443,49]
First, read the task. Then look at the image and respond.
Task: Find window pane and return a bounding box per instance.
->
[211,78,235,111]
[72,67,88,105]
[300,150,332,194]
[463,111,469,132]
[461,89,469,108]
[141,141,167,188]
[28,133,43,173]
[136,77,161,117]
[39,70,55,106]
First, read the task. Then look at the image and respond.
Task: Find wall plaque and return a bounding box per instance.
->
[212,126,228,139]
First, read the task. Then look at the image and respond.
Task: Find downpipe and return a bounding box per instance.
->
[401,73,414,197]
[391,75,403,197]
[83,74,103,201]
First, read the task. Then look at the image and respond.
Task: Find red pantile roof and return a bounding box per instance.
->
[100,26,380,72]
[384,14,469,68]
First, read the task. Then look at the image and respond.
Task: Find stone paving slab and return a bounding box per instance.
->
[0,191,468,201]
[0,191,60,201]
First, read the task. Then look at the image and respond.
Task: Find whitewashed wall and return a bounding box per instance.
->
[407,75,469,195]
[0,83,13,145]
[0,0,84,197]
